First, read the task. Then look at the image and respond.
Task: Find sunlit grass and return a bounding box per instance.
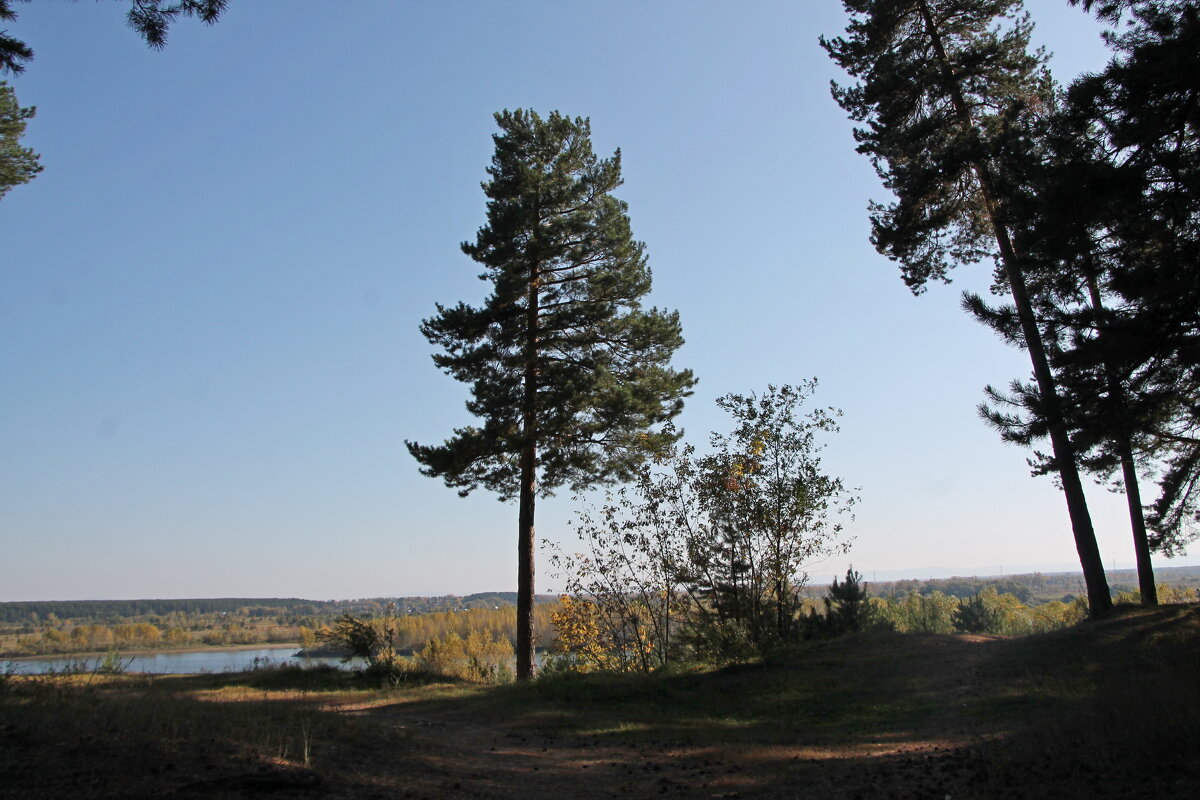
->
[579,721,653,736]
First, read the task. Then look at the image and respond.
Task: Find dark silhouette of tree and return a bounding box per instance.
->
[1,0,228,196]
[1,0,227,75]
[822,0,1114,616]
[822,567,870,635]
[1066,0,1200,562]
[127,0,228,49]
[0,1,33,75]
[967,0,1200,599]
[960,95,1166,605]
[407,110,695,680]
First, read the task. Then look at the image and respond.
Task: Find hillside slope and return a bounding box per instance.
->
[1,604,1197,798]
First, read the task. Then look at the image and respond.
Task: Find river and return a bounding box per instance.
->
[4,645,366,675]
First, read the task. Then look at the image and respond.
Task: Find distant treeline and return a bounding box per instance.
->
[0,599,316,624]
[9,569,1199,626]
[874,579,1037,603]
[836,566,1200,606]
[0,593,555,626]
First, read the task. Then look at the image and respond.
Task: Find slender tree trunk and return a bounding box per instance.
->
[1119,440,1158,604]
[917,0,1112,616]
[776,574,786,640]
[517,448,536,680]
[1083,273,1158,605]
[517,263,540,682]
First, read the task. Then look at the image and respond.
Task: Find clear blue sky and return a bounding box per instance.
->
[2,1,1191,601]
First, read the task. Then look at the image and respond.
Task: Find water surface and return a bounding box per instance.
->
[5,646,364,675]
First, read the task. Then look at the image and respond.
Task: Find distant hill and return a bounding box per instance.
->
[804,564,1200,604]
[5,567,1197,624]
[0,593,560,625]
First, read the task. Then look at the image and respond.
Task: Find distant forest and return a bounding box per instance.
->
[820,565,1200,604]
[5,567,1197,627]
[0,592,561,626]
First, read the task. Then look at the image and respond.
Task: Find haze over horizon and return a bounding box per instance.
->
[2,1,1194,603]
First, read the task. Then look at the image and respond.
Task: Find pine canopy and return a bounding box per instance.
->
[407,109,695,501]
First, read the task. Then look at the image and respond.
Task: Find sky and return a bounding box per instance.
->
[1,0,1193,602]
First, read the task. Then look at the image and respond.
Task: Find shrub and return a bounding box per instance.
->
[805,568,872,638]
[1118,583,1200,605]
[890,591,958,634]
[318,604,410,684]
[416,629,513,684]
[94,648,132,676]
[954,592,1001,634]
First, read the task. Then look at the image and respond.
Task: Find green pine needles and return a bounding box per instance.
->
[0,81,41,200]
[407,109,695,679]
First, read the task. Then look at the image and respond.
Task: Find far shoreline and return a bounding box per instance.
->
[2,642,302,662]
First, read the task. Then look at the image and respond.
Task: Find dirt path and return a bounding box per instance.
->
[363,707,776,798]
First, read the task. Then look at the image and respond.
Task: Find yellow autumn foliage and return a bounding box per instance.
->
[549,595,657,673]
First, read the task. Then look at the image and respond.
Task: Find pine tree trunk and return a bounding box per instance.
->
[517,443,536,680]
[1119,440,1158,605]
[917,0,1112,617]
[1000,249,1111,616]
[516,258,540,682]
[1084,273,1157,605]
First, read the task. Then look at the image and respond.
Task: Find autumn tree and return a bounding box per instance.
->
[549,450,693,673]
[407,110,695,680]
[822,0,1113,615]
[553,383,857,665]
[690,383,857,649]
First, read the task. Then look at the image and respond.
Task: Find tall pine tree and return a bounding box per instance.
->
[822,0,1113,615]
[961,93,1166,604]
[407,110,695,680]
[1065,0,1200,562]
[973,0,1200,595]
